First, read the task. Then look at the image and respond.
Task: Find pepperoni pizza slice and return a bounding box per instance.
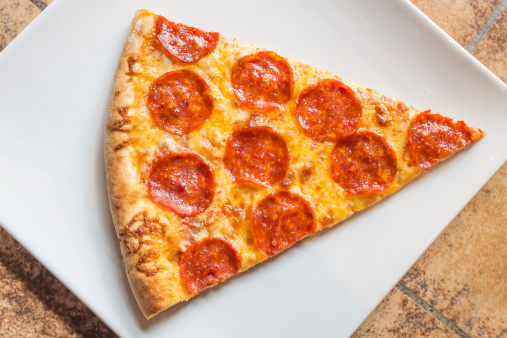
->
[104,9,485,318]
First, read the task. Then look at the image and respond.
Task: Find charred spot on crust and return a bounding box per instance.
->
[126,55,140,76]
[119,211,168,254]
[136,249,162,276]
[114,138,133,151]
[109,106,134,132]
[113,197,121,210]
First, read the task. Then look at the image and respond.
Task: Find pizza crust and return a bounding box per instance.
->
[104,9,483,319]
[105,10,190,318]
[104,9,420,319]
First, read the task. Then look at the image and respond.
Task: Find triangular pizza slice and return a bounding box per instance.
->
[104,9,485,318]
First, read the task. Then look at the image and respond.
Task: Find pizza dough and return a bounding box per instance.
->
[104,9,485,318]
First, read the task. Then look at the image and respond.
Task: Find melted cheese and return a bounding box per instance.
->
[121,11,421,303]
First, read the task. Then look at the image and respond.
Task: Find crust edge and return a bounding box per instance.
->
[103,9,487,320]
[104,9,184,319]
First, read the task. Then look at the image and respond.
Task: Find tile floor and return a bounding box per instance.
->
[0,0,506,337]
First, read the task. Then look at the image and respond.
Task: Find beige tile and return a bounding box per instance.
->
[42,0,53,5]
[0,260,79,337]
[411,0,501,47]
[0,227,116,337]
[0,0,40,48]
[353,288,454,337]
[401,162,507,337]
[472,8,507,83]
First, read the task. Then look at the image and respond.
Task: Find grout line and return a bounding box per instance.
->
[29,0,47,11]
[465,0,507,53]
[396,282,470,338]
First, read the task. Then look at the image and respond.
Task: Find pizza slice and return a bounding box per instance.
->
[104,9,485,318]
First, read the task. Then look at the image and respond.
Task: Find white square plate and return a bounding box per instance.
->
[0,0,506,336]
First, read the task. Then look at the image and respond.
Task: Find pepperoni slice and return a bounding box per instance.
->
[155,16,219,63]
[148,70,213,135]
[253,191,316,256]
[231,51,294,110]
[180,238,241,295]
[407,111,485,169]
[148,153,215,217]
[224,126,289,187]
[295,79,362,143]
[330,131,397,195]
